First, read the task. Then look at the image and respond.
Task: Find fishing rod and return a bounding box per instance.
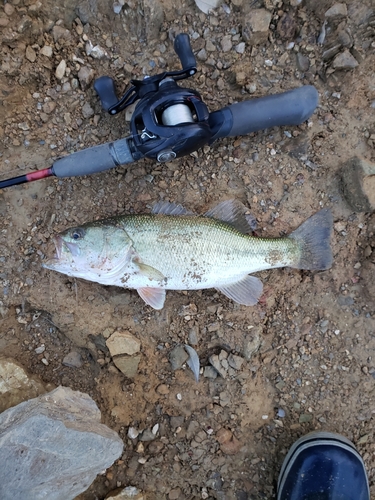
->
[0,33,319,190]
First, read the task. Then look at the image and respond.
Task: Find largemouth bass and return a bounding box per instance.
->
[43,200,333,309]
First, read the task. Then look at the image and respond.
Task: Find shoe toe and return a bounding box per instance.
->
[278,433,369,500]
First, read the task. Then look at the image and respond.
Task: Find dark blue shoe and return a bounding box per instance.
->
[277,431,370,500]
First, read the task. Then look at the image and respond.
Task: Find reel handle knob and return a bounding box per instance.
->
[94,76,119,113]
[174,33,196,73]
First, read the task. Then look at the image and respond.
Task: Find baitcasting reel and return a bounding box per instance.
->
[94,34,211,162]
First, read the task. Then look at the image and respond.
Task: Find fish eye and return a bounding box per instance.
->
[71,228,85,240]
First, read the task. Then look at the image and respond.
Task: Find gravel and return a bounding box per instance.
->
[1,0,375,498]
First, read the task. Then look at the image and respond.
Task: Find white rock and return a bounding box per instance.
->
[40,45,53,57]
[0,356,46,413]
[332,50,358,70]
[85,40,108,59]
[113,2,122,14]
[113,356,141,378]
[235,42,245,54]
[106,331,141,357]
[128,427,139,439]
[25,46,36,62]
[55,59,66,80]
[325,2,347,19]
[106,486,145,499]
[194,0,222,14]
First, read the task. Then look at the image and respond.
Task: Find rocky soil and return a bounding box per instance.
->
[1,0,375,499]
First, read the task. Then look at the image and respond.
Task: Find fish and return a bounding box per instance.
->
[43,199,333,310]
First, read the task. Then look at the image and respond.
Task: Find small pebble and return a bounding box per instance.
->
[40,45,53,58]
[128,427,139,439]
[55,59,66,80]
[201,487,209,499]
[4,3,15,15]
[113,2,122,14]
[62,351,83,368]
[35,345,45,354]
[235,42,245,54]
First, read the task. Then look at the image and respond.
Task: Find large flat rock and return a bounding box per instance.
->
[0,386,124,500]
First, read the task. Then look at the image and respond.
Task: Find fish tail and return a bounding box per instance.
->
[288,208,333,270]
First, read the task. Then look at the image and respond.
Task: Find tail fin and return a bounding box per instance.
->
[289,209,333,270]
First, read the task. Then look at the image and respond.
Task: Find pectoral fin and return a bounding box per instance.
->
[134,260,166,282]
[216,275,263,306]
[137,287,166,310]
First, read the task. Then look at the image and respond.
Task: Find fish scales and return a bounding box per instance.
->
[118,214,299,289]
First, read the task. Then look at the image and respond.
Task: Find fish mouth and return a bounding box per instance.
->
[43,235,80,269]
[52,235,80,259]
[42,236,63,269]
[54,235,63,259]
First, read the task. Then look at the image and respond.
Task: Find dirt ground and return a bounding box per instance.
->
[1,0,375,498]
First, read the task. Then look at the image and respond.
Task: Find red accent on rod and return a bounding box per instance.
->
[25,167,53,182]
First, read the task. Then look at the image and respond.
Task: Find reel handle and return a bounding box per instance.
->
[174,33,196,73]
[94,76,119,113]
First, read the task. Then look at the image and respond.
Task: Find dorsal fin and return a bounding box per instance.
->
[152,201,194,216]
[204,199,255,233]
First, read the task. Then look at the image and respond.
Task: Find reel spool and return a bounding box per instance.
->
[161,103,194,126]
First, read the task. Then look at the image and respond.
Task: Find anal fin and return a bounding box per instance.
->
[137,287,166,310]
[216,275,263,306]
